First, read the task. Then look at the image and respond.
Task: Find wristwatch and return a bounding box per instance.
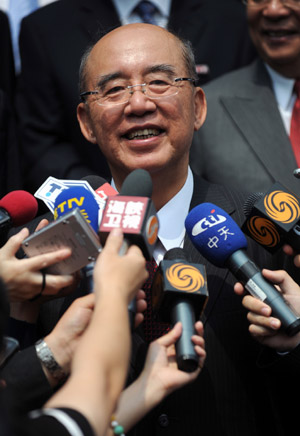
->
[35,339,67,383]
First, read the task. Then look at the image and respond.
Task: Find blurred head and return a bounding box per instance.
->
[77,24,206,190]
[246,0,300,77]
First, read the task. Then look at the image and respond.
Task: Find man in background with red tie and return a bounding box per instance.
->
[191,0,300,195]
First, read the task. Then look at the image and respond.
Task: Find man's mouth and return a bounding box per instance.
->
[125,128,162,140]
[263,29,297,38]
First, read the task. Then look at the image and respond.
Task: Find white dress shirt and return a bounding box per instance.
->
[265,63,297,135]
[111,166,194,264]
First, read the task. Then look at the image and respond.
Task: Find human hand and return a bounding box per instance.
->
[44,293,95,385]
[140,321,205,405]
[135,289,147,328]
[0,227,77,302]
[234,269,300,351]
[282,244,300,268]
[93,228,148,304]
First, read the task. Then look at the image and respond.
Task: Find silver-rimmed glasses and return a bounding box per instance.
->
[80,77,196,106]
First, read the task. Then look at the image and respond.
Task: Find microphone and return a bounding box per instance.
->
[82,175,118,201]
[54,185,100,233]
[152,247,208,372]
[241,181,300,253]
[99,169,159,259]
[99,169,159,328]
[0,190,38,246]
[53,185,101,291]
[185,202,300,337]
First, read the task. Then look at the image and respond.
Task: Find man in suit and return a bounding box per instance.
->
[190,0,300,195]
[76,22,298,436]
[16,0,256,196]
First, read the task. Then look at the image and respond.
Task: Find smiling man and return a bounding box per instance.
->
[191,0,300,195]
[76,23,298,436]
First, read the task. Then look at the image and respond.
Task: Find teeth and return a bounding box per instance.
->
[127,128,160,140]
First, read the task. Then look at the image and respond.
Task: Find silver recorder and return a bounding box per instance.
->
[22,208,101,274]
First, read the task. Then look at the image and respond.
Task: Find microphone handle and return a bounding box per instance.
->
[119,238,136,331]
[171,299,198,373]
[226,250,300,336]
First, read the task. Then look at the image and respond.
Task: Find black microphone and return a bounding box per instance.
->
[152,247,208,372]
[185,202,300,337]
[99,169,159,328]
[242,181,300,253]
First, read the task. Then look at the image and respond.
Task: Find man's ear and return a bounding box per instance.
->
[193,87,207,131]
[77,103,97,144]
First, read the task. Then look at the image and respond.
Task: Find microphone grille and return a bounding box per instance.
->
[243,192,264,217]
[120,169,152,197]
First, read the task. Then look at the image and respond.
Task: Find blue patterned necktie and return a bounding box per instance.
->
[8,0,39,73]
[134,1,158,25]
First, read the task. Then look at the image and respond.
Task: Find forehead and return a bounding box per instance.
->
[86,26,185,82]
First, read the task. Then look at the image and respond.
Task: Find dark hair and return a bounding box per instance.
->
[78,27,198,95]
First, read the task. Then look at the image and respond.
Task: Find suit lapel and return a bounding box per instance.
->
[183,176,234,323]
[78,0,121,40]
[220,60,299,193]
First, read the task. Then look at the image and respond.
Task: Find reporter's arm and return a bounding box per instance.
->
[109,321,206,434]
[45,229,148,436]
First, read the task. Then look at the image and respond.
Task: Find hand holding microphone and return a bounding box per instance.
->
[152,247,208,372]
[234,268,300,351]
[185,203,300,337]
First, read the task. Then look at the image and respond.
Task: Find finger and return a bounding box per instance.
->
[135,297,147,314]
[262,269,300,296]
[2,228,29,257]
[248,323,279,337]
[41,273,75,296]
[102,228,124,254]
[155,322,183,347]
[22,248,72,272]
[233,282,245,296]
[136,289,146,301]
[134,312,144,329]
[242,295,272,316]
[35,219,50,232]
[282,244,294,257]
[247,311,281,330]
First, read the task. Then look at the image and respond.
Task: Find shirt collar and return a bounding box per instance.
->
[111,166,193,246]
[265,63,296,111]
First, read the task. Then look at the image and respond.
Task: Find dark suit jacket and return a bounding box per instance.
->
[0,11,15,101]
[17,0,256,194]
[129,175,299,436]
[190,59,300,195]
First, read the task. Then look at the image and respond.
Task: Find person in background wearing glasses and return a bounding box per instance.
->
[190,0,300,196]
[76,23,298,436]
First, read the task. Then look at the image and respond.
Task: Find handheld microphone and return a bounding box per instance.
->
[242,182,300,253]
[152,247,208,372]
[99,169,159,328]
[185,202,300,336]
[0,190,38,246]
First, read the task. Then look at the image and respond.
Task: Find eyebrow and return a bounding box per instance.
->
[94,64,177,89]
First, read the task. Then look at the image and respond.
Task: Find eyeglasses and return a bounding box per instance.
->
[80,77,196,106]
[242,0,300,7]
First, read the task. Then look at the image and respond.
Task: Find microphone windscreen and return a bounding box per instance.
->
[0,190,38,226]
[163,247,190,262]
[120,169,153,197]
[243,192,264,217]
[185,203,248,267]
[54,186,100,232]
[81,175,108,191]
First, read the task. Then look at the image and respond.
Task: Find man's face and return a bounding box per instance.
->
[247,1,300,77]
[77,24,206,185]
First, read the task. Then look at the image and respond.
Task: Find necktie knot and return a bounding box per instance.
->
[134,1,158,25]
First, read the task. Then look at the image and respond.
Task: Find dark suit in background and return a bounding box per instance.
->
[0,10,15,101]
[190,59,300,195]
[17,0,256,195]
